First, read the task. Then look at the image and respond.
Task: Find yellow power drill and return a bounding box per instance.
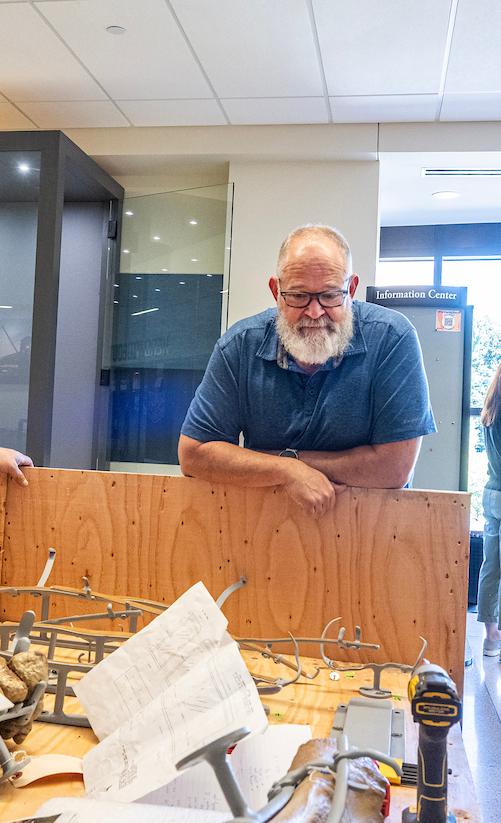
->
[402,662,462,823]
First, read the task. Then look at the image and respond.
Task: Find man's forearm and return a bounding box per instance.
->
[298,438,421,488]
[179,436,293,488]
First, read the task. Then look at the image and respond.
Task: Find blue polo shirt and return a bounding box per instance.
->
[181,302,436,451]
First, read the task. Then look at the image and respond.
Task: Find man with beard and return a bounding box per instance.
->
[179,225,435,518]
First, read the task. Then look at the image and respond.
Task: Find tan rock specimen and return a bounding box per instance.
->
[0,650,48,742]
[0,657,28,703]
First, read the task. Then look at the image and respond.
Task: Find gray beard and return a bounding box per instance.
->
[276,307,354,365]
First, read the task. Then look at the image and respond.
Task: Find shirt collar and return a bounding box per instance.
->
[256,303,367,369]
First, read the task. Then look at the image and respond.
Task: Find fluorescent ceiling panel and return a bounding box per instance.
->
[0,102,35,129]
[19,101,129,128]
[441,92,501,120]
[313,0,452,95]
[0,3,106,101]
[118,99,226,126]
[37,0,214,99]
[223,97,328,125]
[331,94,438,123]
[445,0,501,93]
[171,0,324,97]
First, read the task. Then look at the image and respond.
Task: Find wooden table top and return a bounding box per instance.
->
[0,651,480,823]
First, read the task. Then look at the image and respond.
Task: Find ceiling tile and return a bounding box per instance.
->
[0,102,36,129]
[37,0,214,99]
[441,93,501,121]
[0,3,106,101]
[331,95,438,123]
[19,101,129,128]
[223,97,328,125]
[171,0,324,97]
[118,99,226,126]
[445,1,501,93]
[313,0,452,95]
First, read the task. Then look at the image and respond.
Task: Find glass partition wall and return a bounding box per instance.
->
[107,183,233,474]
[0,151,40,452]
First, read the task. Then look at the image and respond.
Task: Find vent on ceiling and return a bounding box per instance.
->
[422,168,501,177]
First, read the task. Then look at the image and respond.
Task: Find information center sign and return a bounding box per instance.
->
[366,285,467,308]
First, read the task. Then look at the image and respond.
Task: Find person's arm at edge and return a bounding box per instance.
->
[0,447,34,486]
[295,437,422,488]
[178,435,344,518]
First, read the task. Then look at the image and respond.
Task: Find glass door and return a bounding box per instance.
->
[0,150,41,452]
[100,183,233,474]
[442,258,501,528]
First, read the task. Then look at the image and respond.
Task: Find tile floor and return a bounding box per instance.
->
[463,610,501,823]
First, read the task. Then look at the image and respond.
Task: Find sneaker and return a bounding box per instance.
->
[483,638,501,656]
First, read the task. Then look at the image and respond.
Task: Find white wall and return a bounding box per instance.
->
[227,160,380,324]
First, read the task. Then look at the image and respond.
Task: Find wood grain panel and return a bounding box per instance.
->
[0,468,470,692]
[0,474,6,569]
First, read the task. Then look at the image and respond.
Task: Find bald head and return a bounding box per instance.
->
[277,224,352,277]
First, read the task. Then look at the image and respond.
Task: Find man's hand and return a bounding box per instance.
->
[0,447,34,486]
[282,460,345,518]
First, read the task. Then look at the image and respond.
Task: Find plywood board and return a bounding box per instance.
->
[0,468,470,692]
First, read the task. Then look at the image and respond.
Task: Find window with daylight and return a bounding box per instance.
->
[378,224,501,530]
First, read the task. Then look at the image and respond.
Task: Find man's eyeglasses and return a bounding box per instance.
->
[279,281,350,309]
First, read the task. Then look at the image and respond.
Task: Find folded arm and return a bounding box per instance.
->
[178,435,343,518]
[297,437,422,488]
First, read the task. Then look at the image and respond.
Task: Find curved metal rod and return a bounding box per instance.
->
[243,634,304,690]
[216,577,247,609]
[239,637,320,681]
[411,635,428,672]
[320,618,344,668]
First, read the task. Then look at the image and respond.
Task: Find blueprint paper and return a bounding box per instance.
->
[74,581,228,740]
[142,724,312,812]
[83,635,268,802]
[35,797,228,822]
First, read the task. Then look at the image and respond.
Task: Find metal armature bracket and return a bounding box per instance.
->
[0,612,48,783]
[237,619,381,692]
[327,636,429,699]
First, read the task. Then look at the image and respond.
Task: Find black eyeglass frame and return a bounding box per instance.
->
[278,277,352,309]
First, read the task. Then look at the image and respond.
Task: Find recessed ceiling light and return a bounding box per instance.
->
[114,300,119,304]
[206,274,213,277]
[135,276,142,280]
[153,235,161,241]
[155,288,161,292]
[114,284,119,288]
[106,25,126,35]
[125,210,134,216]
[179,281,186,285]
[122,249,130,254]
[161,268,169,272]
[132,294,138,298]
[18,163,30,173]
[191,258,199,262]
[189,219,198,225]
[431,191,460,200]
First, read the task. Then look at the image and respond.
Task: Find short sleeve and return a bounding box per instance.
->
[181,341,241,444]
[370,327,436,444]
